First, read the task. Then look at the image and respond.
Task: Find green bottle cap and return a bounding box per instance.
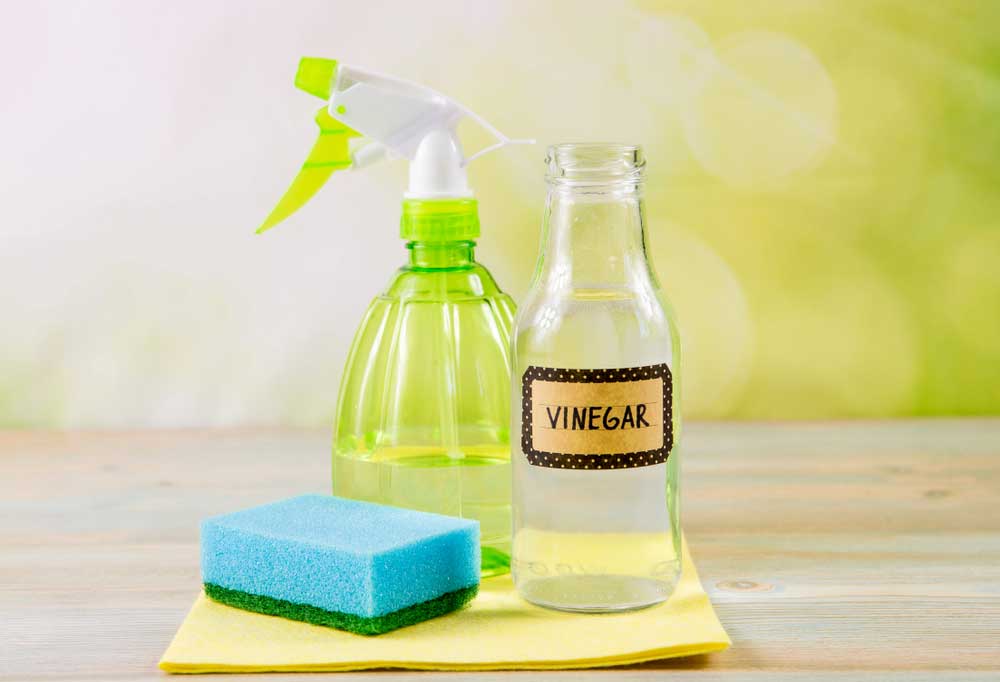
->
[400,199,480,242]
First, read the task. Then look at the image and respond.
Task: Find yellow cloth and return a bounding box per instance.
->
[159,540,729,673]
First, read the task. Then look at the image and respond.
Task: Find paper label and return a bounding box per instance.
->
[521,364,673,470]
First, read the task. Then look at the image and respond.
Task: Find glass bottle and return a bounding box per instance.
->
[511,144,681,611]
[333,199,516,577]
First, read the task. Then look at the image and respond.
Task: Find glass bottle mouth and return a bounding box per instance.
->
[545,143,645,188]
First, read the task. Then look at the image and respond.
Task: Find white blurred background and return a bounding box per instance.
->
[3,2,539,426]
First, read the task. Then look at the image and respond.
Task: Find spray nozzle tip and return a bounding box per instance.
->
[295,57,338,99]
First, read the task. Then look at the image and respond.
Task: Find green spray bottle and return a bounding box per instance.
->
[260,58,531,576]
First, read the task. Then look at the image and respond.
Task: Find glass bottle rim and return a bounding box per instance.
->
[545,143,645,189]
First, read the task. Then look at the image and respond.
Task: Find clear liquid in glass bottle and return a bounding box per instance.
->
[511,144,681,611]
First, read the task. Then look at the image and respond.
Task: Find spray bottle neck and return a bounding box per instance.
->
[400,198,480,239]
[406,240,476,270]
[399,196,480,270]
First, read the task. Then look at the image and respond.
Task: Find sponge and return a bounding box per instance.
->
[200,495,480,635]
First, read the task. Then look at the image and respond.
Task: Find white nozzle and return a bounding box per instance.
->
[406,130,471,199]
[327,63,532,198]
[350,141,387,170]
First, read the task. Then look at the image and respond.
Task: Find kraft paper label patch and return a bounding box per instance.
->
[521,364,673,470]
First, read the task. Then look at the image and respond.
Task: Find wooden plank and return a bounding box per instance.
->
[1,421,999,680]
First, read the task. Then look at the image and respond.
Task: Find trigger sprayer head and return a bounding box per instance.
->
[257,57,532,234]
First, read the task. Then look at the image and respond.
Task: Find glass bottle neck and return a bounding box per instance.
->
[406,240,476,270]
[536,186,651,289]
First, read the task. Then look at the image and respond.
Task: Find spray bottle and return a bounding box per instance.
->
[260,58,530,576]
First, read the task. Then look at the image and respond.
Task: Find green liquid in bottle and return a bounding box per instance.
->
[332,206,515,577]
[333,446,511,577]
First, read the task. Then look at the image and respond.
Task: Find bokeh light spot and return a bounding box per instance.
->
[655,225,754,417]
[624,12,714,109]
[681,30,838,188]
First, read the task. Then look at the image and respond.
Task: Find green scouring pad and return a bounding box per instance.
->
[200,495,481,635]
[204,582,479,636]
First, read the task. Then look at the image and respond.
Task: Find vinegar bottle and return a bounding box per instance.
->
[511,144,681,611]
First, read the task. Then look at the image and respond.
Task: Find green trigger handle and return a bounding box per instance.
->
[257,58,359,233]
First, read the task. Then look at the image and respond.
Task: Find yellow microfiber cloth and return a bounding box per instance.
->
[160,538,729,673]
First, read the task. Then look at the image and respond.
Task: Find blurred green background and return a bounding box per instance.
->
[1,0,998,426]
[631,0,1000,418]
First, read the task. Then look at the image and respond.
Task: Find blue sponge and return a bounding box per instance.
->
[200,495,480,634]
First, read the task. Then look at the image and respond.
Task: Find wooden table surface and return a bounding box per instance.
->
[3,420,999,680]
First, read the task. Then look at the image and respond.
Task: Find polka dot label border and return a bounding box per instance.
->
[521,363,674,470]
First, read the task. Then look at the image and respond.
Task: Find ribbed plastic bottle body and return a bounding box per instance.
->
[332,241,515,577]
